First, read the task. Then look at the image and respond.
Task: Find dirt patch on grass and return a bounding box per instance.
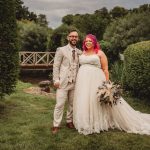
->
[23,87,56,99]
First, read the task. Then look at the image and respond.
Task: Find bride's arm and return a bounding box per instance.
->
[98,51,109,81]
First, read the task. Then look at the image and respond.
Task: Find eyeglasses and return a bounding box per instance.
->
[69,35,78,38]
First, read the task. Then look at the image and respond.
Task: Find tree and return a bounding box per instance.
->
[50,24,72,51]
[28,12,37,22]
[15,0,37,22]
[18,21,49,51]
[37,14,48,27]
[103,12,150,62]
[72,14,88,34]
[138,4,150,13]
[0,0,19,98]
[71,13,110,40]
[49,25,84,51]
[110,6,128,19]
[131,4,150,14]
[62,14,74,25]
[94,7,110,19]
[61,7,111,41]
[15,0,29,20]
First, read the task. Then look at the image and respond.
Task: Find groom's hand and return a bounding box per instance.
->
[54,81,60,88]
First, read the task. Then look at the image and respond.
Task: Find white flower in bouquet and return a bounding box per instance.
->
[97,81,122,106]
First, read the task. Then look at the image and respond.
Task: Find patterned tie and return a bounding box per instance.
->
[72,49,75,61]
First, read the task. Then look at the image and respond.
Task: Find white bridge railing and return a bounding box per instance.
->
[19,52,55,68]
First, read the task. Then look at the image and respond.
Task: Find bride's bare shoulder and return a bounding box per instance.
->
[97,50,105,57]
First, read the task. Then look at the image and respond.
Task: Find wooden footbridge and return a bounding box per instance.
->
[19,52,55,70]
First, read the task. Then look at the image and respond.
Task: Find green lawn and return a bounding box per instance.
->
[0,81,150,150]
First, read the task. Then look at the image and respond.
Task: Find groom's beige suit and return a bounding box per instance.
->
[53,44,82,127]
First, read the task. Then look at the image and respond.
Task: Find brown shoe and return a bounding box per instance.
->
[66,122,75,129]
[52,127,59,134]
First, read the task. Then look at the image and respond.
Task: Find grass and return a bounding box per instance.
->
[0,81,150,150]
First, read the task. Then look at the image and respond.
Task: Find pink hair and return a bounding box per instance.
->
[82,34,101,53]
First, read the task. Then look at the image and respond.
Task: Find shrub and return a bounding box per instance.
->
[100,40,119,65]
[0,0,19,98]
[122,41,150,98]
[110,61,124,84]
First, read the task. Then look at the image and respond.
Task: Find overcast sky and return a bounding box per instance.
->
[22,0,150,29]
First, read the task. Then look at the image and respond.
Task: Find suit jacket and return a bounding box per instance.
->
[53,44,82,89]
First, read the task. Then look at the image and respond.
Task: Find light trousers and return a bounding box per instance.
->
[53,83,75,127]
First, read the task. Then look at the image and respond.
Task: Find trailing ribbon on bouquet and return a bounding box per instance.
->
[97,81,122,106]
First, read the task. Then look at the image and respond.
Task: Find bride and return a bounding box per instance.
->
[73,34,150,135]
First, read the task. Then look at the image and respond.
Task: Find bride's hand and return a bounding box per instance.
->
[104,80,111,84]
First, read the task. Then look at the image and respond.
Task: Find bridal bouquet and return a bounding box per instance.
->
[97,81,122,106]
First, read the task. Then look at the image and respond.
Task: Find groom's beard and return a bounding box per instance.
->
[69,39,78,47]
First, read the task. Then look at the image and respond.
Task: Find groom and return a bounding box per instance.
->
[52,29,82,134]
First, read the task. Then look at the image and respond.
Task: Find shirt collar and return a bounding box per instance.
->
[67,44,76,51]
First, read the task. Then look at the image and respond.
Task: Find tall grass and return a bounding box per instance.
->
[110,61,124,84]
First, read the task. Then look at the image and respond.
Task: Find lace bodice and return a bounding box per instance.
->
[79,54,101,68]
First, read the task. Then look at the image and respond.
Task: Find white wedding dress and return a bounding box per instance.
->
[73,54,150,135]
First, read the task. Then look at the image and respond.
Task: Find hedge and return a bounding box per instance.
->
[0,0,19,98]
[122,41,150,99]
